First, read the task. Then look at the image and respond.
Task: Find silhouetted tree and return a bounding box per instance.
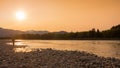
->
[96,29,102,38]
[88,28,96,38]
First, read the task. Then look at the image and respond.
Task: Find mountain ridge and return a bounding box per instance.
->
[0,27,68,37]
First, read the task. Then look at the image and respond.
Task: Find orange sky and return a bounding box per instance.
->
[0,0,120,32]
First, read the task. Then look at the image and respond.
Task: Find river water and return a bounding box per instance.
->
[8,40,120,58]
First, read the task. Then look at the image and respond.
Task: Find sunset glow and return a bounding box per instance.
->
[16,11,25,20]
[0,0,120,31]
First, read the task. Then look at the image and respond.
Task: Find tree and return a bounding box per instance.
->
[89,28,96,38]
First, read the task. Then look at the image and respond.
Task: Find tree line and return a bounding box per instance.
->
[14,24,120,40]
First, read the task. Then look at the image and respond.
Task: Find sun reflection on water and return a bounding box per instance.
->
[16,42,23,45]
[14,41,32,52]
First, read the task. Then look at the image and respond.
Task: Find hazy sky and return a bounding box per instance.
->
[0,0,120,32]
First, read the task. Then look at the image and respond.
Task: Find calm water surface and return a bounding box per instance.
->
[9,40,120,58]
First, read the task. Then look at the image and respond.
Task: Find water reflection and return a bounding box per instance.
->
[7,40,24,46]
[7,40,120,58]
[7,40,31,52]
[15,42,23,45]
[14,47,31,52]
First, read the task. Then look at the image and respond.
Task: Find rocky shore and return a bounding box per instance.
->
[0,41,120,68]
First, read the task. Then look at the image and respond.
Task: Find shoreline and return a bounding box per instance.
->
[0,39,120,41]
[0,41,120,68]
[0,38,120,40]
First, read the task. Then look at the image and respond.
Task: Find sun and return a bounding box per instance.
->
[16,11,25,20]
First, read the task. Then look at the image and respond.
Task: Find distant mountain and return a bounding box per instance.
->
[0,27,68,38]
[0,28,24,38]
[25,30,68,34]
[0,28,50,38]
[25,30,49,34]
[53,31,68,34]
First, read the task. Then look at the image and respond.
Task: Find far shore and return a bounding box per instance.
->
[0,38,120,40]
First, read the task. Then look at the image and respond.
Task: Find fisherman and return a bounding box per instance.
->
[12,38,15,46]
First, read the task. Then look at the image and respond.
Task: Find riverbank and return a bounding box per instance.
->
[1,38,120,40]
[0,41,120,68]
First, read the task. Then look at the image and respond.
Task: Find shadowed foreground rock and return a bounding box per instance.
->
[0,41,120,68]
